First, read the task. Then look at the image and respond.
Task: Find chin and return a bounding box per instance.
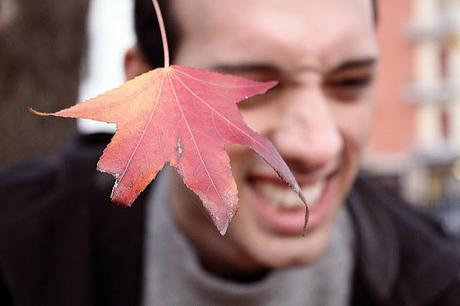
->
[225,176,344,269]
[227,214,336,269]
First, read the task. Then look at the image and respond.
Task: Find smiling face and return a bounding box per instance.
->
[166,0,378,274]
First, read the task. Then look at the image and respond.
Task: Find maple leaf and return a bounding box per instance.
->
[31,65,306,234]
[31,0,308,235]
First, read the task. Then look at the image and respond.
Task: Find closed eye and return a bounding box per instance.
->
[323,57,377,101]
[323,72,375,101]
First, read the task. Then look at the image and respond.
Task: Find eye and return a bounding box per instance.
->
[331,77,372,88]
[323,72,374,101]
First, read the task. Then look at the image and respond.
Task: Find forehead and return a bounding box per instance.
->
[173,0,377,70]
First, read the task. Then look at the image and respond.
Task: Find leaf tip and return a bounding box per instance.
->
[212,210,233,236]
[266,80,279,89]
[299,191,309,236]
[28,107,50,117]
[218,220,230,236]
[110,183,135,207]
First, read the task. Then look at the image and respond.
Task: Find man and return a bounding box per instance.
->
[0,0,459,305]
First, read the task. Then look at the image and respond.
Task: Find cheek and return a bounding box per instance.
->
[226,104,279,178]
[333,99,374,155]
[238,100,280,136]
[226,144,256,186]
[332,99,374,195]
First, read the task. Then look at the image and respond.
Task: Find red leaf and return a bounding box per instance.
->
[32,65,307,234]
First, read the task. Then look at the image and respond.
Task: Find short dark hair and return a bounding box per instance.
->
[135,0,378,69]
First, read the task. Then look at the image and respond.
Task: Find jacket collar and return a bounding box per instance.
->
[62,133,149,306]
[67,134,460,306]
[347,177,399,304]
[69,134,400,305]
[348,176,460,306]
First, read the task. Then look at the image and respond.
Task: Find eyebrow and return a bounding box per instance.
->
[211,57,378,76]
[330,57,378,72]
[212,63,281,76]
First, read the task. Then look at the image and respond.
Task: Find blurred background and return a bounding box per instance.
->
[364,0,460,237]
[1,0,459,236]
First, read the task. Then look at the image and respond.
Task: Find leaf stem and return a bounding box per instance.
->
[152,0,170,67]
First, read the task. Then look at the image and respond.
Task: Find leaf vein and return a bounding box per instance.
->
[174,68,266,89]
[168,73,224,206]
[172,73,269,152]
[116,74,166,186]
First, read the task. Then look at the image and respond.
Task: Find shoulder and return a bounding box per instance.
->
[0,133,149,305]
[349,176,460,306]
[351,176,460,250]
[0,133,117,252]
[0,158,58,216]
[0,133,113,228]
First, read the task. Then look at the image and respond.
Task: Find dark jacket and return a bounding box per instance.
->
[0,133,459,306]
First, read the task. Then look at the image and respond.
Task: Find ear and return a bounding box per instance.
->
[124,46,151,80]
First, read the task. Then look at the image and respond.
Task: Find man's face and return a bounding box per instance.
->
[168,0,378,271]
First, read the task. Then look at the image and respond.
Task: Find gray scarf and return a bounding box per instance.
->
[143,172,355,306]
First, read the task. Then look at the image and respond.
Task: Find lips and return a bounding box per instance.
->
[246,171,337,235]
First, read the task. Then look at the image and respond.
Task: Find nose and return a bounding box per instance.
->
[271,87,343,173]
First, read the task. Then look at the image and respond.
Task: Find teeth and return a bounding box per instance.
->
[301,181,325,206]
[254,180,325,210]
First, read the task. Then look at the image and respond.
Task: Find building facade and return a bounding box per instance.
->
[366,0,460,207]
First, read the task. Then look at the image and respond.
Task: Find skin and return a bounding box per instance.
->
[126,0,378,280]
